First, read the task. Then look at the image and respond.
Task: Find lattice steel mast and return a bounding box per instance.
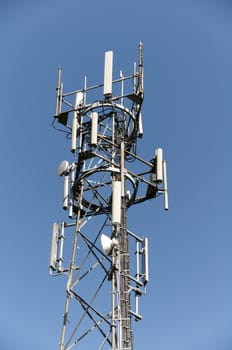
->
[50,43,168,350]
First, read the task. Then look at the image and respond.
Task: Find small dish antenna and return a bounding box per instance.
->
[57,160,69,176]
[101,234,118,256]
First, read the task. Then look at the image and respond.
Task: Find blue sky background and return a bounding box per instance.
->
[0,1,231,349]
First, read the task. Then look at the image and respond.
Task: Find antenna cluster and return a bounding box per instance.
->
[50,43,168,350]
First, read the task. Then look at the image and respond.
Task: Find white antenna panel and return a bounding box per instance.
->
[63,175,69,210]
[142,237,149,284]
[163,160,168,210]
[112,180,121,224]
[155,148,163,182]
[50,223,58,271]
[71,113,78,152]
[138,111,143,138]
[75,91,84,106]
[103,51,113,97]
[71,92,83,153]
[90,112,98,146]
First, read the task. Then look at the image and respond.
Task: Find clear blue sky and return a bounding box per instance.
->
[0,1,231,349]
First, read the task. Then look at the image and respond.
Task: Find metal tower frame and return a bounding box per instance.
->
[50,43,168,350]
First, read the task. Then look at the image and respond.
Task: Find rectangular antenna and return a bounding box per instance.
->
[142,238,149,284]
[90,112,98,146]
[71,92,83,153]
[137,111,143,138]
[68,198,73,218]
[55,67,62,116]
[163,160,168,210]
[103,51,113,98]
[112,180,121,224]
[63,175,69,210]
[155,148,163,183]
[68,170,75,218]
[59,82,63,114]
[71,114,78,153]
[50,223,58,271]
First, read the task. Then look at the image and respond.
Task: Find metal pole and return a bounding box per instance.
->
[111,249,116,350]
[59,181,84,350]
[119,136,132,350]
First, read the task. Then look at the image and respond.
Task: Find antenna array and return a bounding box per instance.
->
[50,43,168,350]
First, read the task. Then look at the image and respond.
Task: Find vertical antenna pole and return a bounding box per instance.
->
[138,42,144,97]
[120,70,124,105]
[59,82,63,115]
[119,137,132,349]
[133,62,137,93]
[83,76,87,105]
[111,248,116,350]
[135,240,140,316]
[58,221,65,271]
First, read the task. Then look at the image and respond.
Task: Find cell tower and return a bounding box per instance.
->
[50,43,168,350]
